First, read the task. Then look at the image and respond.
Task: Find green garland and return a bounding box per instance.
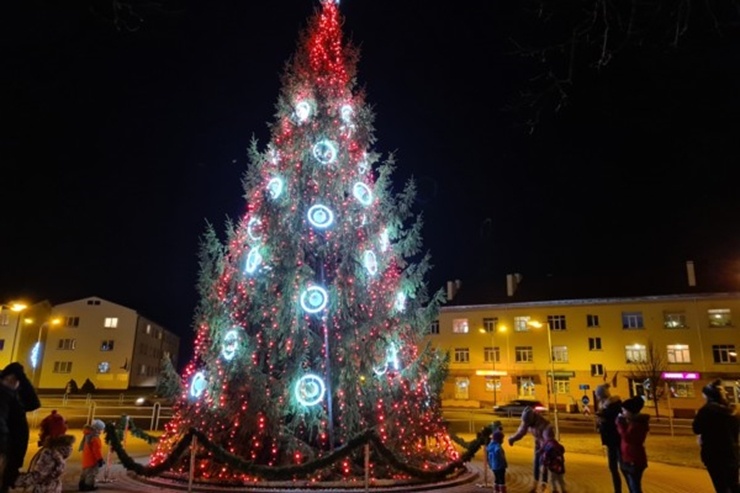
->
[104,421,492,482]
[115,415,160,445]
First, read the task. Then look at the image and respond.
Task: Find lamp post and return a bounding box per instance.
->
[529,320,559,440]
[31,318,61,386]
[3,302,28,363]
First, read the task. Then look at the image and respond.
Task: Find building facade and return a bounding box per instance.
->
[429,291,740,416]
[36,296,180,390]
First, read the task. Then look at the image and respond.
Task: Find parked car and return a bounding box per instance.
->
[493,399,548,416]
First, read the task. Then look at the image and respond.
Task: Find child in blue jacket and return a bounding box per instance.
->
[486,430,508,493]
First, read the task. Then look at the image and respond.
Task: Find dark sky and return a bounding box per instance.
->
[3,1,740,356]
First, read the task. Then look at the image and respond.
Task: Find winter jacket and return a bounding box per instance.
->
[616,412,649,468]
[15,435,75,493]
[1,375,40,488]
[540,438,566,474]
[80,426,103,468]
[508,409,553,450]
[596,396,622,447]
[486,441,507,471]
[692,401,740,468]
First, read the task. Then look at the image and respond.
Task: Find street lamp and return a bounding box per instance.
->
[30,318,61,385]
[529,320,559,440]
[3,302,28,362]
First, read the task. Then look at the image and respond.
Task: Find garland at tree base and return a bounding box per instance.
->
[103,422,492,483]
[115,415,160,445]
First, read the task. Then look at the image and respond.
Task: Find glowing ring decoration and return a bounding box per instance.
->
[352,182,373,206]
[379,229,390,252]
[394,292,407,312]
[294,101,311,123]
[189,371,207,398]
[221,329,239,361]
[247,217,262,241]
[267,177,284,199]
[300,286,329,314]
[245,248,262,274]
[307,204,334,229]
[373,362,388,376]
[363,250,378,275]
[295,374,326,407]
[340,104,354,123]
[312,139,338,165]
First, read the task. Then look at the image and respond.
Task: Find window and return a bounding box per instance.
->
[453,348,470,363]
[515,346,533,363]
[64,317,79,327]
[97,362,110,373]
[454,378,470,399]
[586,314,600,328]
[139,364,147,376]
[671,382,695,398]
[547,315,567,331]
[146,324,152,334]
[591,364,604,376]
[514,316,531,332]
[664,311,687,329]
[53,361,73,373]
[482,317,498,333]
[100,340,115,351]
[485,377,502,392]
[622,312,644,329]
[104,317,118,328]
[552,345,569,363]
[57,339,76,350]
[0,313,9,326]
[625,344,647,363]
[712,345,737,364]
[428,320,439,334]
[708,309,732,328]
[484,346,500,363]
[452,319,469,334]
[517,377,535,397]
[554,377,570,395]
[0,339,4,350]
[667,344,691,363]
[588,337,602,351]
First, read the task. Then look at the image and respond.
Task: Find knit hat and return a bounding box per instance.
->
[521,406,536,424]
[621,396,645,414]
[40,410,67,441]
[595,384,611,400]
[91,419,106,432]
[0,362,26,379]
[702,379,725,403]
[492,431,504,443]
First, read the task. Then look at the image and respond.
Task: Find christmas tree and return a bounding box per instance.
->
[151,1,456,482]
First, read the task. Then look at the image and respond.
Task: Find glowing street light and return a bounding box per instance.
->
[2,302,28,363]
[528,320,559,440]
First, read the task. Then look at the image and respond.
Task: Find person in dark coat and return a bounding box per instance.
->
[692,379,740,493]
[596,383,623,493]
[0,362,41,493]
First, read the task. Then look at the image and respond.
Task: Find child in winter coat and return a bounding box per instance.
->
[15,410,76,493]
[540,426,567,493]
[78,419,106,491]
[616,396,650,493]
[486,430,507,493]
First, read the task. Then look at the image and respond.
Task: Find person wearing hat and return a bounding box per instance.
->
[595,383,624,493]
[78,419,106,491]
[0,362,41,493]
[692,379,740,493]
[615,396,649,493]
[15,410,75,493]
[487,430,508,493]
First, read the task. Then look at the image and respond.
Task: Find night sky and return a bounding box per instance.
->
[4,1,740,356]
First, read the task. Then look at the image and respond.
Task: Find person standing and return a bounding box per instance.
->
[692,379,740,493]
[487,430,508,493]
[616,396,649,493]
[596,383,623,493]
[540,426,567,493]
[508,406,553,493]
[79,419,106,491]
[15,410,76,493]
[0,362,41,493]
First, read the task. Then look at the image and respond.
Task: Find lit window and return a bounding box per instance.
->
[146,324,152,334]
[622,312,644,329]
[708,309,732,328]
[452,319,469,334]
[667,344,691,363]
[554,377,570,395]
[454,378,470,399]
[664,311,687,329]
[514,316,531,332]
[485,377,501,392]
[453,348,470,363]
[671,382,695,398]
[552,345,569,363]
[104,317,118,328]
[625,344,647,363]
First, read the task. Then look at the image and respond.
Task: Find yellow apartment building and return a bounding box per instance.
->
[427,269,740,417]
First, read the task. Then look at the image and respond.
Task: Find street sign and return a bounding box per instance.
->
[581,396,590,406]
[578,384,590,390]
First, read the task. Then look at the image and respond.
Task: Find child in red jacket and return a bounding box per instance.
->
[616,396,650,493]
[78,420,105,491]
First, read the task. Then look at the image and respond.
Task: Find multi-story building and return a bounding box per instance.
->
[0,300,53,371]
[36,296,180,391]
[428,263,740,417]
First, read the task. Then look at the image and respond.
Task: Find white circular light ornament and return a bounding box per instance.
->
[301,286,329,314]
[394,292,407,312]
[221,329,239,361]
[312,139,338,165]
[340,104,353,123]
[352,182,373,206]
[294,101,311,123]
[363,250,378,276]
[247,217,263,241]
[307,204,334,229]
[189,371,207,399]
[295,374,326,407]
[245,248,262,274]
[267,177,284,199]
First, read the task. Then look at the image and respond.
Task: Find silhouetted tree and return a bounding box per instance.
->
[65,379,79,394]
[80,378,96,394]
[155,354,183,399]
[628,340,668,419]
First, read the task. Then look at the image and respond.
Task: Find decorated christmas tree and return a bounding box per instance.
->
[150,0,456,483]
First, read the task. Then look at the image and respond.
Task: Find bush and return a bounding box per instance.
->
[80,378,96,394]
[65,379,79,394]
